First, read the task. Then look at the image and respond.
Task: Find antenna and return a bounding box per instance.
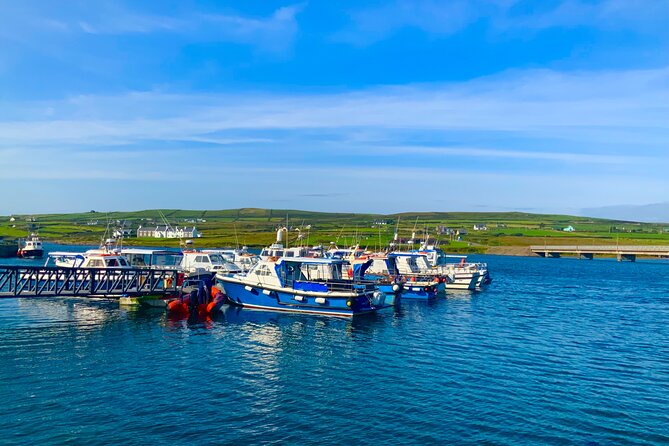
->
[234,223,240,249]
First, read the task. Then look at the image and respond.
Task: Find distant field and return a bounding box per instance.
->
[2,208,669,254]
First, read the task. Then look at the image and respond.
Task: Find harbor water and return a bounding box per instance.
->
[1,253,668,445]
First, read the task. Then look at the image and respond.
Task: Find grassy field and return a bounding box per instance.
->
[2,208,669,254]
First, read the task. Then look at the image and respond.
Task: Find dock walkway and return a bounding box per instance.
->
[0,265,179,298]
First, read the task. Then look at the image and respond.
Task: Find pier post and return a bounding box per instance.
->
[617,254,636,262]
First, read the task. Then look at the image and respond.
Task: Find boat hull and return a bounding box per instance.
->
[18,249,44,259]
[399,282,439,300]
[119,295,167,308]
[220,280,377,317]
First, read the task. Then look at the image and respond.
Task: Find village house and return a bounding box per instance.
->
[136,225,200,238]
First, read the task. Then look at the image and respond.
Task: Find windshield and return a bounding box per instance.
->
[208,254,224,263]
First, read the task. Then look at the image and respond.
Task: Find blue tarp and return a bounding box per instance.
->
[293,281,328,292]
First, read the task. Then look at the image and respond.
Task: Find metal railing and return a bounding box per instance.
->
[0,266,179,297]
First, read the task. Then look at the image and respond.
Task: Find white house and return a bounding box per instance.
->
[563,225,575,232]
[473,224,488,231]
[137,225,200,238]
[113,228,134,238]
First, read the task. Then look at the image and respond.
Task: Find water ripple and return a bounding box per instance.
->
[1,255,669,444]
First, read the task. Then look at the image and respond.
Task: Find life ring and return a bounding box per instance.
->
[347,268,353,278]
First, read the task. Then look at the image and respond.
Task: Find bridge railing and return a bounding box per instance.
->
[530,245,669,253]
[0,266,180,297]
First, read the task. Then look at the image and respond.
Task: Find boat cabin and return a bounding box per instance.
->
[47,251,132,269]
[181,251,241,274]
[203,249,261,272]
[121,248,183,269]
[241,257,351,289]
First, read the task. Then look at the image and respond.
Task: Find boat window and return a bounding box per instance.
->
[255,265,272,276]
[195,255,206,263]
[209,254,224,263]
[106,258,118,267]
[119,258,128,266]
[88,259,103,268]
[285,252,294,257]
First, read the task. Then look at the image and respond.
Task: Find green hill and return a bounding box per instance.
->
[3,208,668,253]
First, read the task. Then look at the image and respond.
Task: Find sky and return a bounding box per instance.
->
[1,0,668,216]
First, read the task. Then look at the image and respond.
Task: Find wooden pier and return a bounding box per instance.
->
[530,245,669,262]
[0,266,180,298]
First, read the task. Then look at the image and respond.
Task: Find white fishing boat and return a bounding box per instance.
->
[411,243,492,288]
[17,233,44,259]
[120,248,183,270]
[202,248,260,272]
[180,251,242,276]
[259,227,321,259]
[46,250,133,269]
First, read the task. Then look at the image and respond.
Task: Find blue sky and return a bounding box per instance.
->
[1,0,668,215]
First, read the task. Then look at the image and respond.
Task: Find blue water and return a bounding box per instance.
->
[1,254,669,445]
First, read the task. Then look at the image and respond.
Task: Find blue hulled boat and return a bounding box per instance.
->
[216,257,385,317]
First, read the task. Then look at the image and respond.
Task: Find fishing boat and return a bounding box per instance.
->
[216,257,385,317]
[410,243,491,289]
[202,248,261,272]
[17,233,44,259]
[432,255,491,288]
[180,251,241,276]
[364,253,440,300]
[259,227,323,259]
[121,248,183,270]
[45,250,133,269]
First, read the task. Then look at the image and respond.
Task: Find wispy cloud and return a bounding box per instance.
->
[2,65,668,213]
[0,2,305,53]
[336,0,667,44]
[1,66,666,147]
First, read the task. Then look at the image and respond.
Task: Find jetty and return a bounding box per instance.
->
[530,245,669,262]
[0,265,179,298]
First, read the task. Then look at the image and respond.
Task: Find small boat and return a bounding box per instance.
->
[17,233,44,259]
[180,251,242,276]
[364,253,440,300]
[259,227,323,259]
[167,277,226,317]
[119,294,168,308]
[46,250,133,269]
[216,257,385,317]
[202,248,261,272]
[120,248,183,270]
[433,255,491,288]
[411,244,492,289]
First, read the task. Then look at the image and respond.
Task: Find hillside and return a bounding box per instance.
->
[3,208,669,253]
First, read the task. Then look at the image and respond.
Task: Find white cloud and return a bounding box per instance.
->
[0,2,304,53]
[1,66,666,149]
[336,0,667,44]
[1,66,668,213]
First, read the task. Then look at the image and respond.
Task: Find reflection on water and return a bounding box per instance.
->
[1,254,669,445]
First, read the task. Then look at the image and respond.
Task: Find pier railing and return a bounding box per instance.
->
[0,266,180,298]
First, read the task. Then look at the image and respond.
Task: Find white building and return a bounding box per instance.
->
[137,225,200,238]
